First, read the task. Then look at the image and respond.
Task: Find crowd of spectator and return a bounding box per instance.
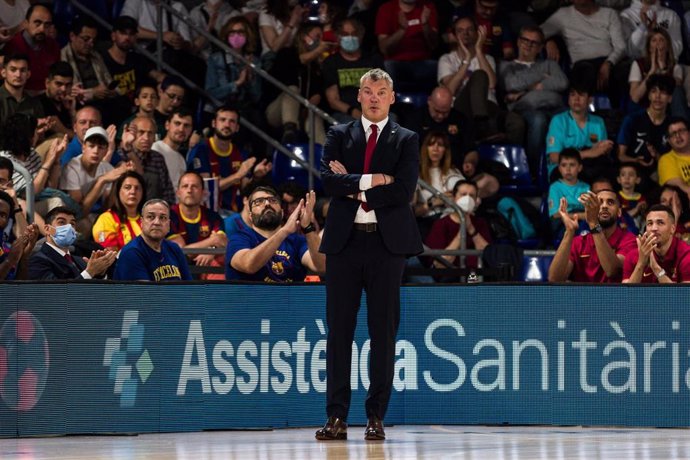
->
[3,0,690,284]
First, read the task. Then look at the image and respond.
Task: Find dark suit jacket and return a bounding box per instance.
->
[319,119,423,256]
[28,243,88,280]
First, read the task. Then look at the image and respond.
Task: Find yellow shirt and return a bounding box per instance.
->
[658,150,690,186]
[92,211,142,250]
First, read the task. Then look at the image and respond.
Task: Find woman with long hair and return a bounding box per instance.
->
[629,27,683,108]
[92,171,146,251]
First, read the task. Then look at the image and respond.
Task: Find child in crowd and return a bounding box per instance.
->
[617,162,647,229]
[548,148,590,239]
[117,84,159,142]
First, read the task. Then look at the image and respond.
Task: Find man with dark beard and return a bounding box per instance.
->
[187,105,271,214]
[225,186,325,282]
[548,189,637,282]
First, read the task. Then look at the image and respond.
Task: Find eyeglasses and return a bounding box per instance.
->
[165,92,184,102]
[669,127,689,138]
[518,36,542,47]
[143,213,169,222]
[250,196,280,208]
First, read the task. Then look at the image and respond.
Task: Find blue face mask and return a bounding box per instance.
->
[340,35,359,53]
[52,224,77,247]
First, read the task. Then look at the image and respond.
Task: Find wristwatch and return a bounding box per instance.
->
[656,269,666,279]
[302,223,316,234]
[589,224,603,234]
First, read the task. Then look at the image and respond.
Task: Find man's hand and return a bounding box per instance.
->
[636,231,657,266]
[558,197,579,233]
[121,123,135,153]
[545,40,560,62]
[475,25,487,54]
[163,31,184,49]
[329,160,348,174]
[372,173,394,187]
[597,61,612,91]
[578,191,600,228]
[421,5,431,25]
[45,134,68,165]
[253,159,272,179]
[193,253,216,266]
[591,139,614,158]
[282,199,305,235]
[84,249,117,277]
[237,157,257,177]
[20,224,39,259]
[300,190,316,229]
[398,9,408,30]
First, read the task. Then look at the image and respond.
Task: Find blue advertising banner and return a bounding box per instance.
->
[1,283,689,437]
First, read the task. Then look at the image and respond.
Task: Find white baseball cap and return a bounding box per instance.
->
[84,126,108,143]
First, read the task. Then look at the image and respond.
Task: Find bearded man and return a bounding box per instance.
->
[225,186,325,282]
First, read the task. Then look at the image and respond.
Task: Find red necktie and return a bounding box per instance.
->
[64,253,75,265]
[361,124,378,212]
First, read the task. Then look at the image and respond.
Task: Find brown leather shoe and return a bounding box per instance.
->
[315,416,347,440]
[364,416,385,440]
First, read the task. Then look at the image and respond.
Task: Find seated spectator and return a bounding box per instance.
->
[413,131,464,236]
[0,190,38,280]
[38,61,75,141]
[439,16,523,144]
[621,0,683,61]
[617,162,647,227]
[0,156,28,238]
[541,0,626,106]
[403,86,475,167]
[265,22,328,145]
[499,25,568,175]
[60,105,116,167]
[92,171,145,251]
[628,28,684,117]
[591,175,640,233]
[117,83,159,143]
[546,82,613,183]
[548,189,637,282]
[0,0,29,47]
[102,15,165,105]
[113,199,192,281]
[425,179,491,272]
[59,126,132,220]
[618,74,674,190]
[452,0,516,61]
[226,186,325,282]
[117,116,175,203]
[322,17,383,124]
[154,76,186,140]
[28,206,116,280]
[189,0,241,61]
[277,180,307,224]
[658,183,690,242]
[4,5,60,94]
[0,53,43,124]
[258,0,304,71]
[623,204,690,283]
[152,109,193,190]
[0,113,67,201]
[187,106,271,215]
[376,0,439,93]
[548,148,590,238]
[658,117,690,201]
[169,172,227,273]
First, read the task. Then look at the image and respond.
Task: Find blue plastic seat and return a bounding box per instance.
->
[520,256,553,282]
[478,144,543,195]
[272,143,323,192]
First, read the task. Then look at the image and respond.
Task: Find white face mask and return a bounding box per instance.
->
[456,195,476,213]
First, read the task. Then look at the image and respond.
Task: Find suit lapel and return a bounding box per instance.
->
[43,244,80,277]
[348,120,367,173]
[370,121,397,172]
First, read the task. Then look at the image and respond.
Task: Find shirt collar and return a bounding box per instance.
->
[46,241,68,257]
[361,116,388,137]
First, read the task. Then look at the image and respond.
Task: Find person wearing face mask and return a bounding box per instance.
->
[424,179,491,271]
[322,18,383,124]
[28,205,116,280]
[189,0,241,61]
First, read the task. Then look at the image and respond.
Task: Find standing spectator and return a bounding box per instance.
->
[620,0,683,61]
[113,199,192,281]
[117,116,175,204]
[152,109,194,190]
[618,74,674,190]
[499,25,568,175]
[4,5,60,94]
[376,0,439,93]
[0,53,43,124]
[541,0,626,104]
[187,106,271,214]
[322,17,383,124]
[258,0,304,71]
[548,189,637,282]
[92,171,145,251]
[623,204,690,283]
[628,28,684,117]
[545,82,613,182]
[169,171,227,273]
[28,206,116,280]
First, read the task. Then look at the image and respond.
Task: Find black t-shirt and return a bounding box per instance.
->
[321,52,384,109]
[404,107,475,167]
[38,94,73,130]
[100,50,154,101]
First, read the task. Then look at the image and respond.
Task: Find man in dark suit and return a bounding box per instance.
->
[316,68,423,441]
[28,206,116,280]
